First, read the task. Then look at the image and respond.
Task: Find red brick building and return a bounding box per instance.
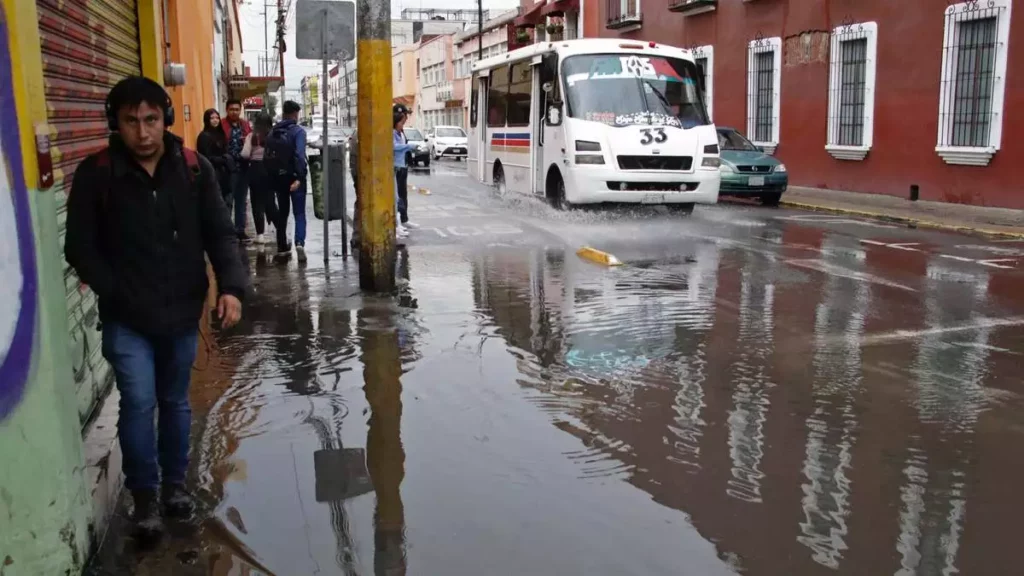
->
[581,0,1022,209]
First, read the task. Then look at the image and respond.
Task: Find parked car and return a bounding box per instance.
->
[307,126,353,157]
[427,125,468,160]
[403,127,430,167]
[716,127,788,206]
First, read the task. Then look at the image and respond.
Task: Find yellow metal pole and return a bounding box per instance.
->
[356,0,395,291]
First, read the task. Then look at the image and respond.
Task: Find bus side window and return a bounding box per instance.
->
[488,65,509,127]
[470,74,479,128]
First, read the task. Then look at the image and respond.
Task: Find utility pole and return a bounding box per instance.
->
[343,58,352,127]
[477,0,483,61]
[357,0,396,291]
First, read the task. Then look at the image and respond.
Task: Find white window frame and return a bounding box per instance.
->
[746,36,781,154]
[692,44,714,121]
[935,0,1012,166]
[825,21,878,161]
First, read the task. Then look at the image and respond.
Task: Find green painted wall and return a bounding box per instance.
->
[0,188,91,575]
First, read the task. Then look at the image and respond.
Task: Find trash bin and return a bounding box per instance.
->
[312,145,346,221]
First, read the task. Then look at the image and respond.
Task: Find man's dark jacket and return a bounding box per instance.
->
[65,132,249,336]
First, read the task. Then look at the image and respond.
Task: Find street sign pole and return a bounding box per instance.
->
[321,13,330,263]
[295,0,355,264]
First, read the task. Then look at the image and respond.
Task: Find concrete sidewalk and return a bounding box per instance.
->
[780,187,1024,239]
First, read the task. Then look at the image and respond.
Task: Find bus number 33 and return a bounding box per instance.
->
[640,128,667,145]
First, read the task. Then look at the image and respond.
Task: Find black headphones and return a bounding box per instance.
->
[105,76,176,131]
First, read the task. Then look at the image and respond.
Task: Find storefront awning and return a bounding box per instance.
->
[229,75,284,100]
[540,0,580,18]
[514,2,546,27]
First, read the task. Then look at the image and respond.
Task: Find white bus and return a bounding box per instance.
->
[468,39,720,212]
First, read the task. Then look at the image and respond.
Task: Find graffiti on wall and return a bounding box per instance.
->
[0,6,39,421]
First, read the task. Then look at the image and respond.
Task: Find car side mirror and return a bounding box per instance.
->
[546,103,563,126]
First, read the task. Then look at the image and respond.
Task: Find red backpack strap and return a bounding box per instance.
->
[93,147,113,208]
[181,147,201,182]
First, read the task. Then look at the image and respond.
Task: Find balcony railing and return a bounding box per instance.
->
[668,0,717,15]
[606,0,642,29]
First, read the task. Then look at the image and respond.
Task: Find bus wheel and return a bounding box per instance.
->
[493,163,507,196]
[667,203,695,215]
[549,173,572,211]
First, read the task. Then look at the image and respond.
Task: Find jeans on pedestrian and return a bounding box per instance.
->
[394,167,408,224]
[101,322,198,492]
[230,168,249,234]
[292,180,307,246]
[248,161,278,235]
[274,185,291,251]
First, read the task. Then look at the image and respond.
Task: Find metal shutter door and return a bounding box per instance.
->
[37,0,142,428]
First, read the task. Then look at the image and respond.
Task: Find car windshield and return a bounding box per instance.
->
[563,54,710,129]
[436,127,465,138]
[718,129,759,151]
[405,128,424,140]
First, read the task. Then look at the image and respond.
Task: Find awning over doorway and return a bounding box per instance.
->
[514,2,546,27]
[540,0,580,18]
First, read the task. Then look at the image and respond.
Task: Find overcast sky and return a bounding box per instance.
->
[239,0,520,95]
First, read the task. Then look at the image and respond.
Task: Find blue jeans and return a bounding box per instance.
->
[101,322,198,492]
[292,180,307,246]
[231,169,249,234]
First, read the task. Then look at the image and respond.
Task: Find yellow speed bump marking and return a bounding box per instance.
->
[577,246,623,266]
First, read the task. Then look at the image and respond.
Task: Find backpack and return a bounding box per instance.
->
[263,126,297,185]
[93,146,202,206]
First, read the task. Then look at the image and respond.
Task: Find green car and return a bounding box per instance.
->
[717,127,788,206]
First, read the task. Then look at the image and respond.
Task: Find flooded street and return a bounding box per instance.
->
[90,161,1024,575]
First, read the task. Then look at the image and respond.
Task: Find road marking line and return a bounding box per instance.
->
[577,247,623,266]
[858,316,1024,346]
[785,259,916,291]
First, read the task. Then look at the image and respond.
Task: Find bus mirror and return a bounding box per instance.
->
[546,104,562,126]
[542,81,554,94]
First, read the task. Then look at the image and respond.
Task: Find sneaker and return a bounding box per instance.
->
[403,221,418,229]
[131,489,165,540]
[237,232,252,244]
[296,245,307,263]
[255,233,266,244]
[275,243,293,261]
[161,483,196,520]
[396,227,409,239]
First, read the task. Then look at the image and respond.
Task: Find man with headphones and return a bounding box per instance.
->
[64,76,249,540]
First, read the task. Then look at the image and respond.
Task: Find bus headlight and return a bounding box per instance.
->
[701,157,721,168]
[575,140,602,152]
[576,155,605,165]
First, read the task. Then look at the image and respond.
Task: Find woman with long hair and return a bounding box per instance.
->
[196,109,233,206]
[241,112,279,244]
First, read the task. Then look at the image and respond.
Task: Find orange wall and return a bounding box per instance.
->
[165,0,218,148]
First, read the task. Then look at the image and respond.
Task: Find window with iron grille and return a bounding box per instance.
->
[746,36,780,151]
[691,45,714,120]
[753,53,773,142]
[826,22,877,160]
[606,0,641,28]
[937,0,1011,166]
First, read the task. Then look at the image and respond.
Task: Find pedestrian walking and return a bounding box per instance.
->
[242,112,279,245]
[222,98,252,241]
[64,76,248,540]
[393,104,416,239]
[264,100,309,262]
[195,109,233,205]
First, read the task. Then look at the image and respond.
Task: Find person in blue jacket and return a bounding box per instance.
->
[269,101,309,261]
[393,103,416,239]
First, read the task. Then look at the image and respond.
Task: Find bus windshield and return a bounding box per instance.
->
[562,54,710,129]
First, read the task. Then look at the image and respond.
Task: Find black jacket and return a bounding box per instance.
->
[65,132,249,336]
[196,128,234,185]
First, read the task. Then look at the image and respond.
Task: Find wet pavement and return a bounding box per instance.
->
[88,160,1024,575]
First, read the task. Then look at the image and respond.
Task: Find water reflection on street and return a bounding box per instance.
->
[90,186,1024,575]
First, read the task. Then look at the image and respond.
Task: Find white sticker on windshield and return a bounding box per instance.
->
[620,56,657,78]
